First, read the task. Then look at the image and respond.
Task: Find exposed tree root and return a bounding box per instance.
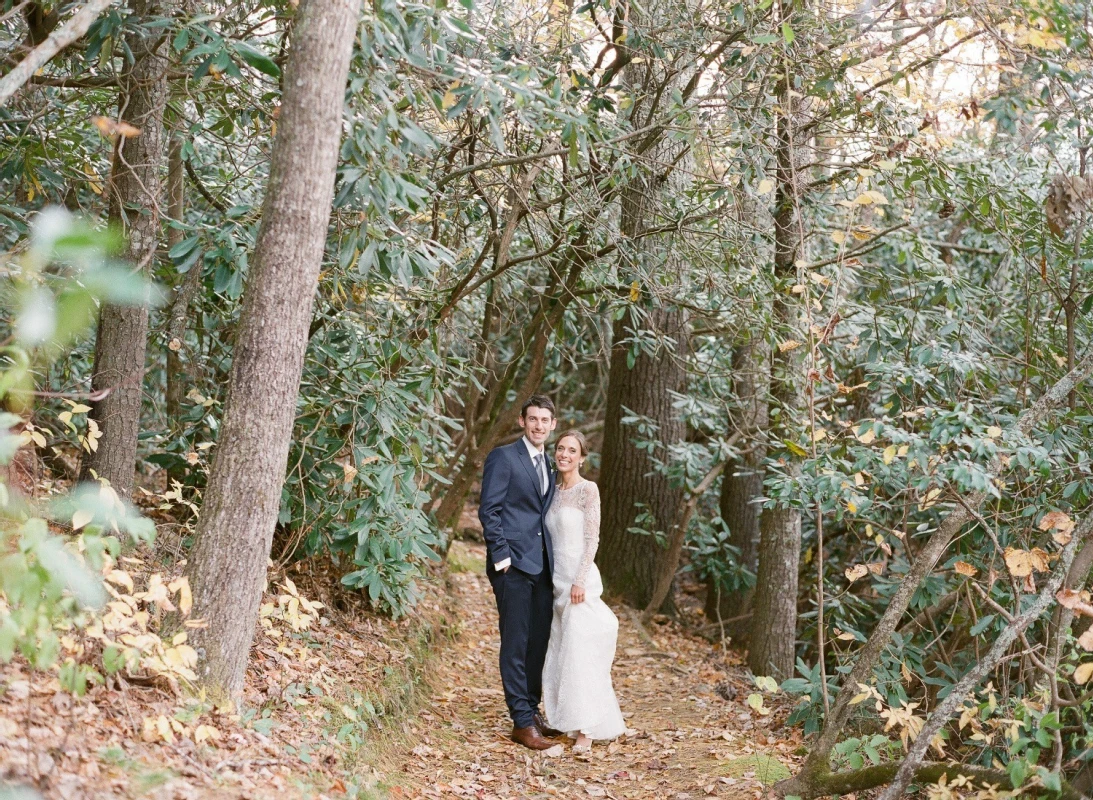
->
[775,761,1084,799]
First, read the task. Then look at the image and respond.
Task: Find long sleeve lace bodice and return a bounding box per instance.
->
[546,479,602,587]
[574,482,600,587]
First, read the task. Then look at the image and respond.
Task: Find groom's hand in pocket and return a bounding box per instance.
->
[570,584,585,604]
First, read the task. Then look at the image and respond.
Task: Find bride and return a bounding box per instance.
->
[542,429,626,751]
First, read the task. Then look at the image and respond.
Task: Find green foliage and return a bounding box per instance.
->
[0,210,155,679]
[6,0,1093,784]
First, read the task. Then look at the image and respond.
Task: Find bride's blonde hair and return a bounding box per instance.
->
[555,429,588,456]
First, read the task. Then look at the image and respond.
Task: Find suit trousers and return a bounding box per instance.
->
[488,561,553,729]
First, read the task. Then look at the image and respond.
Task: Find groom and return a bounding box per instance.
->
[478,394,562,750]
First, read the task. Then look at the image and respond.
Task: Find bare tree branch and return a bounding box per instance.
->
[0,0,118,107]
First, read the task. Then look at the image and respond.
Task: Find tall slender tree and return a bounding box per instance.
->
[747,70,809,679]
[81,0,171,497]
[184,0,361,698]
[704,337,769,640]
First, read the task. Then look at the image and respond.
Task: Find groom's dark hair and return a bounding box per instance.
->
[521,394,555,418]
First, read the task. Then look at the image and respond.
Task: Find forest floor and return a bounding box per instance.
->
[0,530,803,800]
[381,541,803,800]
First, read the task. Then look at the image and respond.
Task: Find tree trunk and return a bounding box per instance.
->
[747,75,809,679]
[598,307,688,609]
[595,38,691,610]
[80,0,170,497]
[184,0,360,699]
[163,131,203,483]
[704,337,769,640]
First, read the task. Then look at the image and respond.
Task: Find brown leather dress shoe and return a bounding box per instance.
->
[534,712,563,738]
[510,724,555,750]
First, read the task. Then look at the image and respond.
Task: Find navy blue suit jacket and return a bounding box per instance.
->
[478,439,555,576]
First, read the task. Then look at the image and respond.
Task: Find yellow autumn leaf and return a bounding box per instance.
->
[83,418,102,453]
[138,574,176,612]
[72,509,94,530]
[105,570,134,592]
[856,427,876,444]
[746,693,770,715]
[164,644,198,670]
[812,428,826,442]
[918,487,941,511]
[1075,662,1093,685]
[757,179,774,195]
[194,724,221,744]
[155,715,175,744]
[845,564,869,583]
[342,461,358,483]
[1004,546,1051,578]
[169,576,193,616]
[784,440,808,457]
[831,230,846,244]
[1039,511,1075,532]
[882,445,897,465]
[141,716,157,742]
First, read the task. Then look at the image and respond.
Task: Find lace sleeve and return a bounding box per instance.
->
[574,482,601,588]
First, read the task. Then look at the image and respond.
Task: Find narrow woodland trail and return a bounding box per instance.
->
[388,543,801,799]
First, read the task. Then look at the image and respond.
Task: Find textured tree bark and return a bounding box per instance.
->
[598,307,688,609]
[596,39,691,610]
[704,338,769,640]
[184,0,360,699]
[747,77,809,679]
[80,0,170,498]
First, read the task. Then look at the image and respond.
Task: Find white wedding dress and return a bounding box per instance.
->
[542,480,626,740]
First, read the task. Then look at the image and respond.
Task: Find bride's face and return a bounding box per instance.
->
[554,437,582,476]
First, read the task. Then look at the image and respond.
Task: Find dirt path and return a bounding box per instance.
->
[388,543,801,799]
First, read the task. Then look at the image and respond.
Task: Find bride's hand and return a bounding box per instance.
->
[570,584,585,604]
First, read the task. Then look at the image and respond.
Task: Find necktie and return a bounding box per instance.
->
[534,454,548,495]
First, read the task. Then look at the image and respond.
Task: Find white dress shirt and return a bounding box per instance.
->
[493,436,545,572]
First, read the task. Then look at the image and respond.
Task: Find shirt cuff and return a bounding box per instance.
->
[494,557,511,571]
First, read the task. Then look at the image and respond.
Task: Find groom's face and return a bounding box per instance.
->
[519,406,557,449]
